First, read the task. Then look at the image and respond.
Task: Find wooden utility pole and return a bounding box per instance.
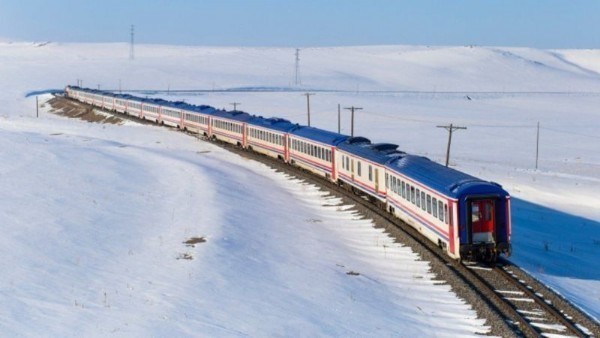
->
[535,122,540,170]
[337,104,341,133]
[344,106,363,137]
[437,123,467,167]
[303,93,314,126]
[230,102,241,111]
[36,96,39,118]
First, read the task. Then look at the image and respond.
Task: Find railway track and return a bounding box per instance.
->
[53,95,599,337]
[212,139,599,338]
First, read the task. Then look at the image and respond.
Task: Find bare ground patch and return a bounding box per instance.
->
[47,96,124,124]
[183,237,206,247]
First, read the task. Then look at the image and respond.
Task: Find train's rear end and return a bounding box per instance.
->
[458,185,511,263]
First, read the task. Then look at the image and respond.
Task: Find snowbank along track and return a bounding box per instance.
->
[54,95,599,337]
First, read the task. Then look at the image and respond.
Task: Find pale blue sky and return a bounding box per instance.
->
[1,0,598,48]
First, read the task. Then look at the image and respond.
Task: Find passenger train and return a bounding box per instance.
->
[65,86,511,262]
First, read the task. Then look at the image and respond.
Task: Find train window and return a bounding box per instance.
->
[411,186,416,204]
[449,206,453,226]
[432,198,438,217]
[346,156,349,170]
[392,177,396,192]
[416,189,421,207]
[385,173,389,188]
[438,201,444,222]
[317,147,321,159]
[444,204,449,224]
[427,195,432,214]
[357,162,361,176]
[368,166,373,181]
[401,181,406,198]
[421,192,426,211]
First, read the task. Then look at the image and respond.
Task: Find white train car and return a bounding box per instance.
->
[246,118,297,161]
[182,106,213,135]
[209,110,251,146]
[336,137,403,203]
[288,127,348,181]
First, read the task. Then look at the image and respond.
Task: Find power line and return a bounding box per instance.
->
[344,106,363,137]
[436,123,467,167]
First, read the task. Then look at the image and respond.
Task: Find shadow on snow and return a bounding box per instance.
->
[510,197,600,281]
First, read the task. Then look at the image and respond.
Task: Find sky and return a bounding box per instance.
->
[0,0,599,49]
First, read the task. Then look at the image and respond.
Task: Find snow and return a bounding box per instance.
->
[1,42,599,333]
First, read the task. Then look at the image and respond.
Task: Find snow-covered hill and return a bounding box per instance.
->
[1,43,599,333]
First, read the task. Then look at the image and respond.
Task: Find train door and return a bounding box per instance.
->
[470,199,495,243]
[374,168,379,192]
[351,159,355,181]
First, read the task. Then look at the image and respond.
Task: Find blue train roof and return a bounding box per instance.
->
[387,155,507,199]
[290,126,350,145]
[68,86,218,114]
[338,137,405,165]
[211,109,254,122]
[248,117,299,133]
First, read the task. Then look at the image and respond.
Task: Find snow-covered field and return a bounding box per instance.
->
[1,42,599,334]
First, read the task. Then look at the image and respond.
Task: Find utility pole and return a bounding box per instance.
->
[303,93,314,126]
[36,96,39,118]
[344,106,363,137]
[337,104,341,133]
[230,102,241,111]
[97,84,101,90]
[119,79,122,94]
[535,121,540,170]
[295,48,300,86]
[130,25,135,61]
[437,123,467,167]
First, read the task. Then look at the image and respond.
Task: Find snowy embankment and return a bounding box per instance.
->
[0,114,487,336]
[1,42,599,331]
